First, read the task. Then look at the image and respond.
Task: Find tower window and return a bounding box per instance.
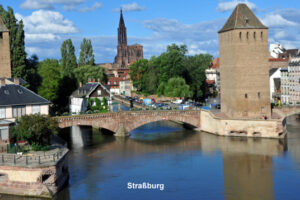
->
[245,93,248,99]
[0,32,2,39]
[258,92,260,98]
[239,32,242,40]
[253,32,256,40]
[246,32,249,40]
[261,31,263,40]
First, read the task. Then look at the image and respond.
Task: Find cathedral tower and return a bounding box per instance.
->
[115,9,129,68]
[219,3,271,119]
[0,17,11,78]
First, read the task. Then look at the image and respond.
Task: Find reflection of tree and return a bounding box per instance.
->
[223,154,274,200]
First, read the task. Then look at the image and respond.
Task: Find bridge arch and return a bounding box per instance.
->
[56,110,201,136]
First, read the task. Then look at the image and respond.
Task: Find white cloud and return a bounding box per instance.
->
[20,0,86,10]
[216,0,256,12]
[114,2,145,12]
[79,2,102,13]
[262,14,297,27]
[16,10,78,44]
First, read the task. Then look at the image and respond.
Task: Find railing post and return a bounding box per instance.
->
[26,156,28,165]
[14,155,16,164]
[53,154,55,162]
[38,156,40,164]
[2,154,4,163]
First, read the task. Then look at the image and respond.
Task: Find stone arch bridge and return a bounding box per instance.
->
[56,110,201,136]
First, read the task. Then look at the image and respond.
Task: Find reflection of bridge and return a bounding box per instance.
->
[56,107,300,138]
[57,110,201,136]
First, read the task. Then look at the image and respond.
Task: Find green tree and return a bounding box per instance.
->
[184,54,212,99]
[157,44,187,83]
[38,59,61,104]
[11,114,59,147]
[24,55,41,93]
[61,39,77,77]
[129,59,149,92]
[164,77,191,98]
[78,38,95,66]
[74,65,107,84]
[87,97,108,113]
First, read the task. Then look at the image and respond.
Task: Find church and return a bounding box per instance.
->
[114,10,143,68]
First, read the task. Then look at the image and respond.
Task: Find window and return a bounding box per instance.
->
[12,106,25,118]
[97,90,102,96]
[245,93,248,98]
[0,127,9,140]
[246,32,249,40]
[261,31,263,40]
[0,32,2,39]
[32,105,40,114]
[108,81,110,85]
[239,32,242,40]
[253,32,256,40]
[258,92,261,98]
[0,107,5,119]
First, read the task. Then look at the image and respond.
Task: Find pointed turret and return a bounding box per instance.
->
[219,3,267,33]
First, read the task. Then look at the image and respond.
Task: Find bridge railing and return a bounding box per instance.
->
[0,147,68,167]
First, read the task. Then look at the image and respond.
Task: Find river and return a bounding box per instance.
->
[2,115,300,200]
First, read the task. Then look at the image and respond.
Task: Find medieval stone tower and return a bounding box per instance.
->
[219,3,271,119]
[0,17,11,78]
[114,10,143,68]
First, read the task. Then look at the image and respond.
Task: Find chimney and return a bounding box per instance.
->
[80,82,83,87]
[88,78,91,83]
[14,77,20,85]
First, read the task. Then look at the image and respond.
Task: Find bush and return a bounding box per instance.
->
[31,144,51,151]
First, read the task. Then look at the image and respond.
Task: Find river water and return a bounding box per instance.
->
[2,115,300,200]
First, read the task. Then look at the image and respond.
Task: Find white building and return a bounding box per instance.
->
[0,78,50,144]
[280,68,289,104]
[288,57,300,105]
[69,81,111,115]
[269,68,281,103]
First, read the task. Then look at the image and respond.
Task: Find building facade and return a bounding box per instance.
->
[280,68,289,104]
[219,3,271,119]
[288,57,300,105]
[0,17,11,78]
[114,10,143,68]
[0,78,50,143]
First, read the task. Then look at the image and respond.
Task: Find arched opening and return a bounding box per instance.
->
[129,120,198,142]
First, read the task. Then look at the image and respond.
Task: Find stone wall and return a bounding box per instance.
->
[0,148,69,198]
[200,110,286,138]
[0,31,11,78]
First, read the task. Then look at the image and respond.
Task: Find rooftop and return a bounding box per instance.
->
[0,84,50,107]
[219,3,267,33]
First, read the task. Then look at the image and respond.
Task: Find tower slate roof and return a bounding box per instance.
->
[0,17,9,32]
[218,3,267,33]
[119,9,125,27]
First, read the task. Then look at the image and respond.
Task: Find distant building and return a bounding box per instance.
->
[0,78,50,144]
[219,3,271,118]
[206,58,220,96]
[280,68,289,104]
[69,80,111,115]
[288,56,300,105]
[269,68,281,103]
[0,17,11,78]
[114,10,143,68]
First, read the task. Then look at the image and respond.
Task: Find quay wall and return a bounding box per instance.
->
[200,110,286,138]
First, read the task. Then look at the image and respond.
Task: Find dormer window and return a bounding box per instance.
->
[245,17,249,24]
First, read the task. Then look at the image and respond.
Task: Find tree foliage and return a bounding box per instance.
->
[11,114,59,146]
[0,6,26,78]
[87,97,108,113]
[38,59,61,104]
[61,39,77,77]
[129,43,211,100]
[74,65,107,84]
[79,38,95,66]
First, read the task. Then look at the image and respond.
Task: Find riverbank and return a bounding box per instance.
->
[0,147,69,198]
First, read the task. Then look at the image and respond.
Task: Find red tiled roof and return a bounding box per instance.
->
[211,58,220,69]
[206,80,215,84]
[107,77,125,87]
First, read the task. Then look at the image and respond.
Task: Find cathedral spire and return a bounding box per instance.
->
[119,8,125,27]
[118,8,127,45]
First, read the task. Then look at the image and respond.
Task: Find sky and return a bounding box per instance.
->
[0,0,300,63]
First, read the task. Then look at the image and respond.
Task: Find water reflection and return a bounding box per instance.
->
[2,115,300,200]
